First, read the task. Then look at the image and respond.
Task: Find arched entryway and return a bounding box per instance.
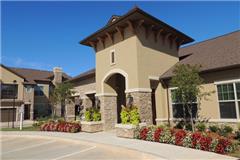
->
[103,73,126,123]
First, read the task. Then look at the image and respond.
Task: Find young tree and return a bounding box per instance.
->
[49,82,75,119]
[170,64,211,132]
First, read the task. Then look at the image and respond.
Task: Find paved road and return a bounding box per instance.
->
[1,135,160,160]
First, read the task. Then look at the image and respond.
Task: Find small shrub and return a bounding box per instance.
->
[85,109,92,122]
[235,130,240,141]
[219,125,233,137]
[129,106,140,125]
[93,109,101,121]
[209,125,219,133]
[84,108,101,122]
[134,125,237,154]
[120,105,140,125]
[195,123,206,132]
[40,121,81,133]
[120,106,129,124]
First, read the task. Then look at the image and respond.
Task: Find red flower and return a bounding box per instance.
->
[154,128,163,142]
[215,138,232,154]
[199,136,212,151]
[191,132,202,148]
[174,130,186,146]
[140,127,149,140]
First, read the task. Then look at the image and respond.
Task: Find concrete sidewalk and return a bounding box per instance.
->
[0,120,34,128]
[0,131,237,160]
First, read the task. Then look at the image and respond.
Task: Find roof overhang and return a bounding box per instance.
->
[80,7,194,47]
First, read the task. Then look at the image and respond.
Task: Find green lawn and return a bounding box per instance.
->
[1,126,39,131]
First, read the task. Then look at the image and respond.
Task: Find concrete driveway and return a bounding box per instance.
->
[1,135,159,160]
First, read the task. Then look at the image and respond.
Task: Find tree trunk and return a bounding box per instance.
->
[188,104,195,132]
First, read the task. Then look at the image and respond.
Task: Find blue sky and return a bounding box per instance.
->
[1,1,240,77]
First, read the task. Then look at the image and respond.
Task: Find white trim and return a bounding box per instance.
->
[148,76,159,81]
[169,87,178,90]
[84,90,96,95]
[71,92,80,97]
[125,88,152,93]
[81,121,103,125]
[209,119,240,123]
[95,93,117,97]
[101,68,129,93]
[214,79,240,85]
[155,118,168,121]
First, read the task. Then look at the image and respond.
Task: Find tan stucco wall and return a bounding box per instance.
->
[95,25,179,94]
[96,26,139,93]
[0,66,24,101]
[136,27,179,88]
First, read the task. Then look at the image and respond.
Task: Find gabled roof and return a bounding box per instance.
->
[161,30,240,79]
[1,64,71,84]
[68,68,95,83]
[80,7,194,46]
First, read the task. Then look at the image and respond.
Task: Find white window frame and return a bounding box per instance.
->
[215,79,240,120]
[169,87,198,119]
[110,49,116,65]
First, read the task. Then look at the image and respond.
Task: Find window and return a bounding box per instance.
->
[217,81,240,119]
[25,85,32,93]
[1,84,18,99]
[34,85,44,96]
[170,89,197,119]
[110,50,115,65]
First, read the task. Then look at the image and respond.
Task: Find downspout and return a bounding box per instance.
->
[160,79,170,126]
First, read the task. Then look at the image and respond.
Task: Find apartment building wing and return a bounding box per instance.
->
[0,64,70,122]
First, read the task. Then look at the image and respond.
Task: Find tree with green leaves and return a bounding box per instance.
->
[170,64,212,132]
[49,82,75,119]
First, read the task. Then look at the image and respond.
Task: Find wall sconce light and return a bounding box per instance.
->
[126,93,133,107]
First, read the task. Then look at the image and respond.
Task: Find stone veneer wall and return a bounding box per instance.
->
[65,99,75,121]
[98,95,117,130]
[131,92,153,125]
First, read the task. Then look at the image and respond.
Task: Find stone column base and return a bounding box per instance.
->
[65,99,75,121]
[98,95,117,131]
[130,91,153,125]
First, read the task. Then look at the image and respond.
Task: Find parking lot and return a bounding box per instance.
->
[1,135,158,160]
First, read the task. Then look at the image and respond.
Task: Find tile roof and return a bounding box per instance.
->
[67,68,95,83]
[1,65,71,84]
[161,30,240,79]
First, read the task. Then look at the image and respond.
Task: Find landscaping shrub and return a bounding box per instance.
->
[219,125,233,137]
[195,123,206,132]
[93,109,101,121]
[84,108,101,122]
[134,126,237,154]
[40,121,81,133]
[209,125,219,133]
[120,105,140,125]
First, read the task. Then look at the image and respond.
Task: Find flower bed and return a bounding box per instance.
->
[135,126,238,154]
[40,121,81,133]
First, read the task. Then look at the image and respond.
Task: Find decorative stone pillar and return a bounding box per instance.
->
[65,99,75,121]
[82,96,92,109]
[131,92,153,125]
[97,95,117,130]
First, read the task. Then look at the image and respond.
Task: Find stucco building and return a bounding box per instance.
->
[67,7,240,130]
[0,64,70,122]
